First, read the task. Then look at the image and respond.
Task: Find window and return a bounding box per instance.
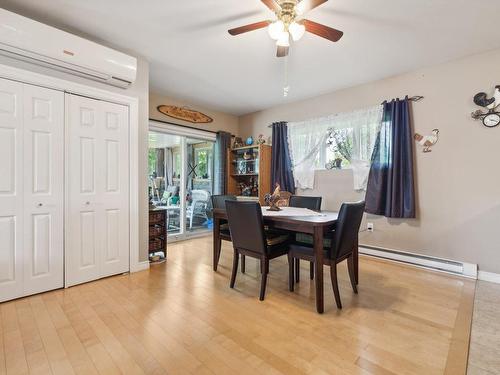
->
[323,120,380,169]
[288,105,383,190]
[172,149,181,179]
[194,146,213,180]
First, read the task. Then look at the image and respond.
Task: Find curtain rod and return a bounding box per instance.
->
[266,96,424,127]
[381,95,424,105]
[149,118,235,137]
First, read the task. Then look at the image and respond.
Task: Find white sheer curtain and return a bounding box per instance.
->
[288,118,330,189]
[329,105,383,190]
[287,105,383,191]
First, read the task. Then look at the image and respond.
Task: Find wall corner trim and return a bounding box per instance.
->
[131,261,150,273]
[478,271,500,284]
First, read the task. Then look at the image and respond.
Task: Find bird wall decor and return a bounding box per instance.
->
[471,85,500,128]
[414,129,439,153]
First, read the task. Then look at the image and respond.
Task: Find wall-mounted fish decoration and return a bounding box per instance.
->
[157,105,213,124]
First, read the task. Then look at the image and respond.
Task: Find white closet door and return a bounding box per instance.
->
[0,78,24,302]
[100,100,129,277]
[66,94,129,287]
[22,84,64,295]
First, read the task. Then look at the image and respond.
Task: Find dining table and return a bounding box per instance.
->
[212,206,359,314]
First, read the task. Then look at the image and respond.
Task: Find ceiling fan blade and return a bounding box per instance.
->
[261,0,281,13]
[228,20,271,35]
[302,19,343,42]
[276,45,289,58]
[295,0,328,15]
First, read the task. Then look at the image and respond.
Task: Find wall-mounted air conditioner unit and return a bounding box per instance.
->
[0,9,137,88]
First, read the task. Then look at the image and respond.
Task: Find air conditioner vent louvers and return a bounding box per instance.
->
[0,9,137,88]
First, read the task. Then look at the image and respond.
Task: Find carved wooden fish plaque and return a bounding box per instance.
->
[157,105,213,124]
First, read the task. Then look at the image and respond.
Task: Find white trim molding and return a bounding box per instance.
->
[149,119,217,142]
[359,245,478,279]
[131,261,151,273]
[0,62,146,276]
[478,271,500,284]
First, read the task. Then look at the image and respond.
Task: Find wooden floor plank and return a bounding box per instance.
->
[28,296,76,375]
[15,299,53,375]
[1,302,29,375]
[0,235,475,375]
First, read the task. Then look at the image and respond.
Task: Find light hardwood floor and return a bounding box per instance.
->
[468,281,500,374]
[0,236,475,375]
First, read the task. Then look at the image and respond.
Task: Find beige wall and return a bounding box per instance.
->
[0,51,151,264]
[239,48,500,274]
[150,92,239,135]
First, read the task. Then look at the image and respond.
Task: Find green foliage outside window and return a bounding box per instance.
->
[148,149,157,176]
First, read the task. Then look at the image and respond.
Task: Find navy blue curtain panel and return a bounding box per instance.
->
[214,131,232,195]
[365,97,416,218]
[271,122,295,194]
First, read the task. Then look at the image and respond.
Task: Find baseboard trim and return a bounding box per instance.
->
[478,271,500,284]
[131,260,150,273]
[359,245,478,279]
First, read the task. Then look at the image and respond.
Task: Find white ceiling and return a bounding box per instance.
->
[3,0,500,115]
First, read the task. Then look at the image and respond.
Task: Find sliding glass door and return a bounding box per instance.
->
[148,123,215,242]
[185,138,214,234]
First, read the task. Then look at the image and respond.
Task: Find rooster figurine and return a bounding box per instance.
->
[414,129,439,153]
[264,183,282,211]
[472,85,500,121]
[474,86,500,110]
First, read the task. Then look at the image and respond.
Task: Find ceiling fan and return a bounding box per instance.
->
[228,0,343,58]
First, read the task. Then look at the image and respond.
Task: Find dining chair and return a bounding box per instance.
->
[288,201,365,309]
[211,195,245,271]
[225,201,290,301]
[288,195,323,281]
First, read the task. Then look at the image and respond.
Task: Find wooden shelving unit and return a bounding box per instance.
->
[149,208,167,261]
[226,144,272,205]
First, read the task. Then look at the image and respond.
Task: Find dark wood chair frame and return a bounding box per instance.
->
[226,201,290,301]
[288,195,323,282]
[288,201,365,309]
[211,195,246,272]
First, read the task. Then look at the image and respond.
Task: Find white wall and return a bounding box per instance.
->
[239,48,500,274]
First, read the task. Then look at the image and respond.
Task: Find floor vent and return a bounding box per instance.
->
[359,245,477,279]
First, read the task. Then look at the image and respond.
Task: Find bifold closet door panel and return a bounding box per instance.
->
[100,100,130,278]
[0,79,24,302]
[22,84,64,296]
[65,94,129,287]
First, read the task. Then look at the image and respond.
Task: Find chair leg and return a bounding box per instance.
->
[295,259,300,283]
[330,263,342,309]
[241,255,246,274]
[287,253,294,292]
[347,255,358,294]
[309,261,314,280]
[215,239,222,271]
[259,259,269,301]
[230,250,239,289]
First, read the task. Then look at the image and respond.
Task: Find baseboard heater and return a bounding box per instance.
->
[359,245,478,279]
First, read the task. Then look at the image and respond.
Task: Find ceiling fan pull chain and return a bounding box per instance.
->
[283,56,290,97]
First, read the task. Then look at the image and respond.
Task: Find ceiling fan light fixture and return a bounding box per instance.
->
[268,20,285,40]
[289,21,306,41]
[276,31,290,47]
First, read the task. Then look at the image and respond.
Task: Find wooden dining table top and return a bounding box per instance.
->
[212,207,339,233]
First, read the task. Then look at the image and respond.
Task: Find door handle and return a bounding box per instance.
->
[36,203,57,208]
